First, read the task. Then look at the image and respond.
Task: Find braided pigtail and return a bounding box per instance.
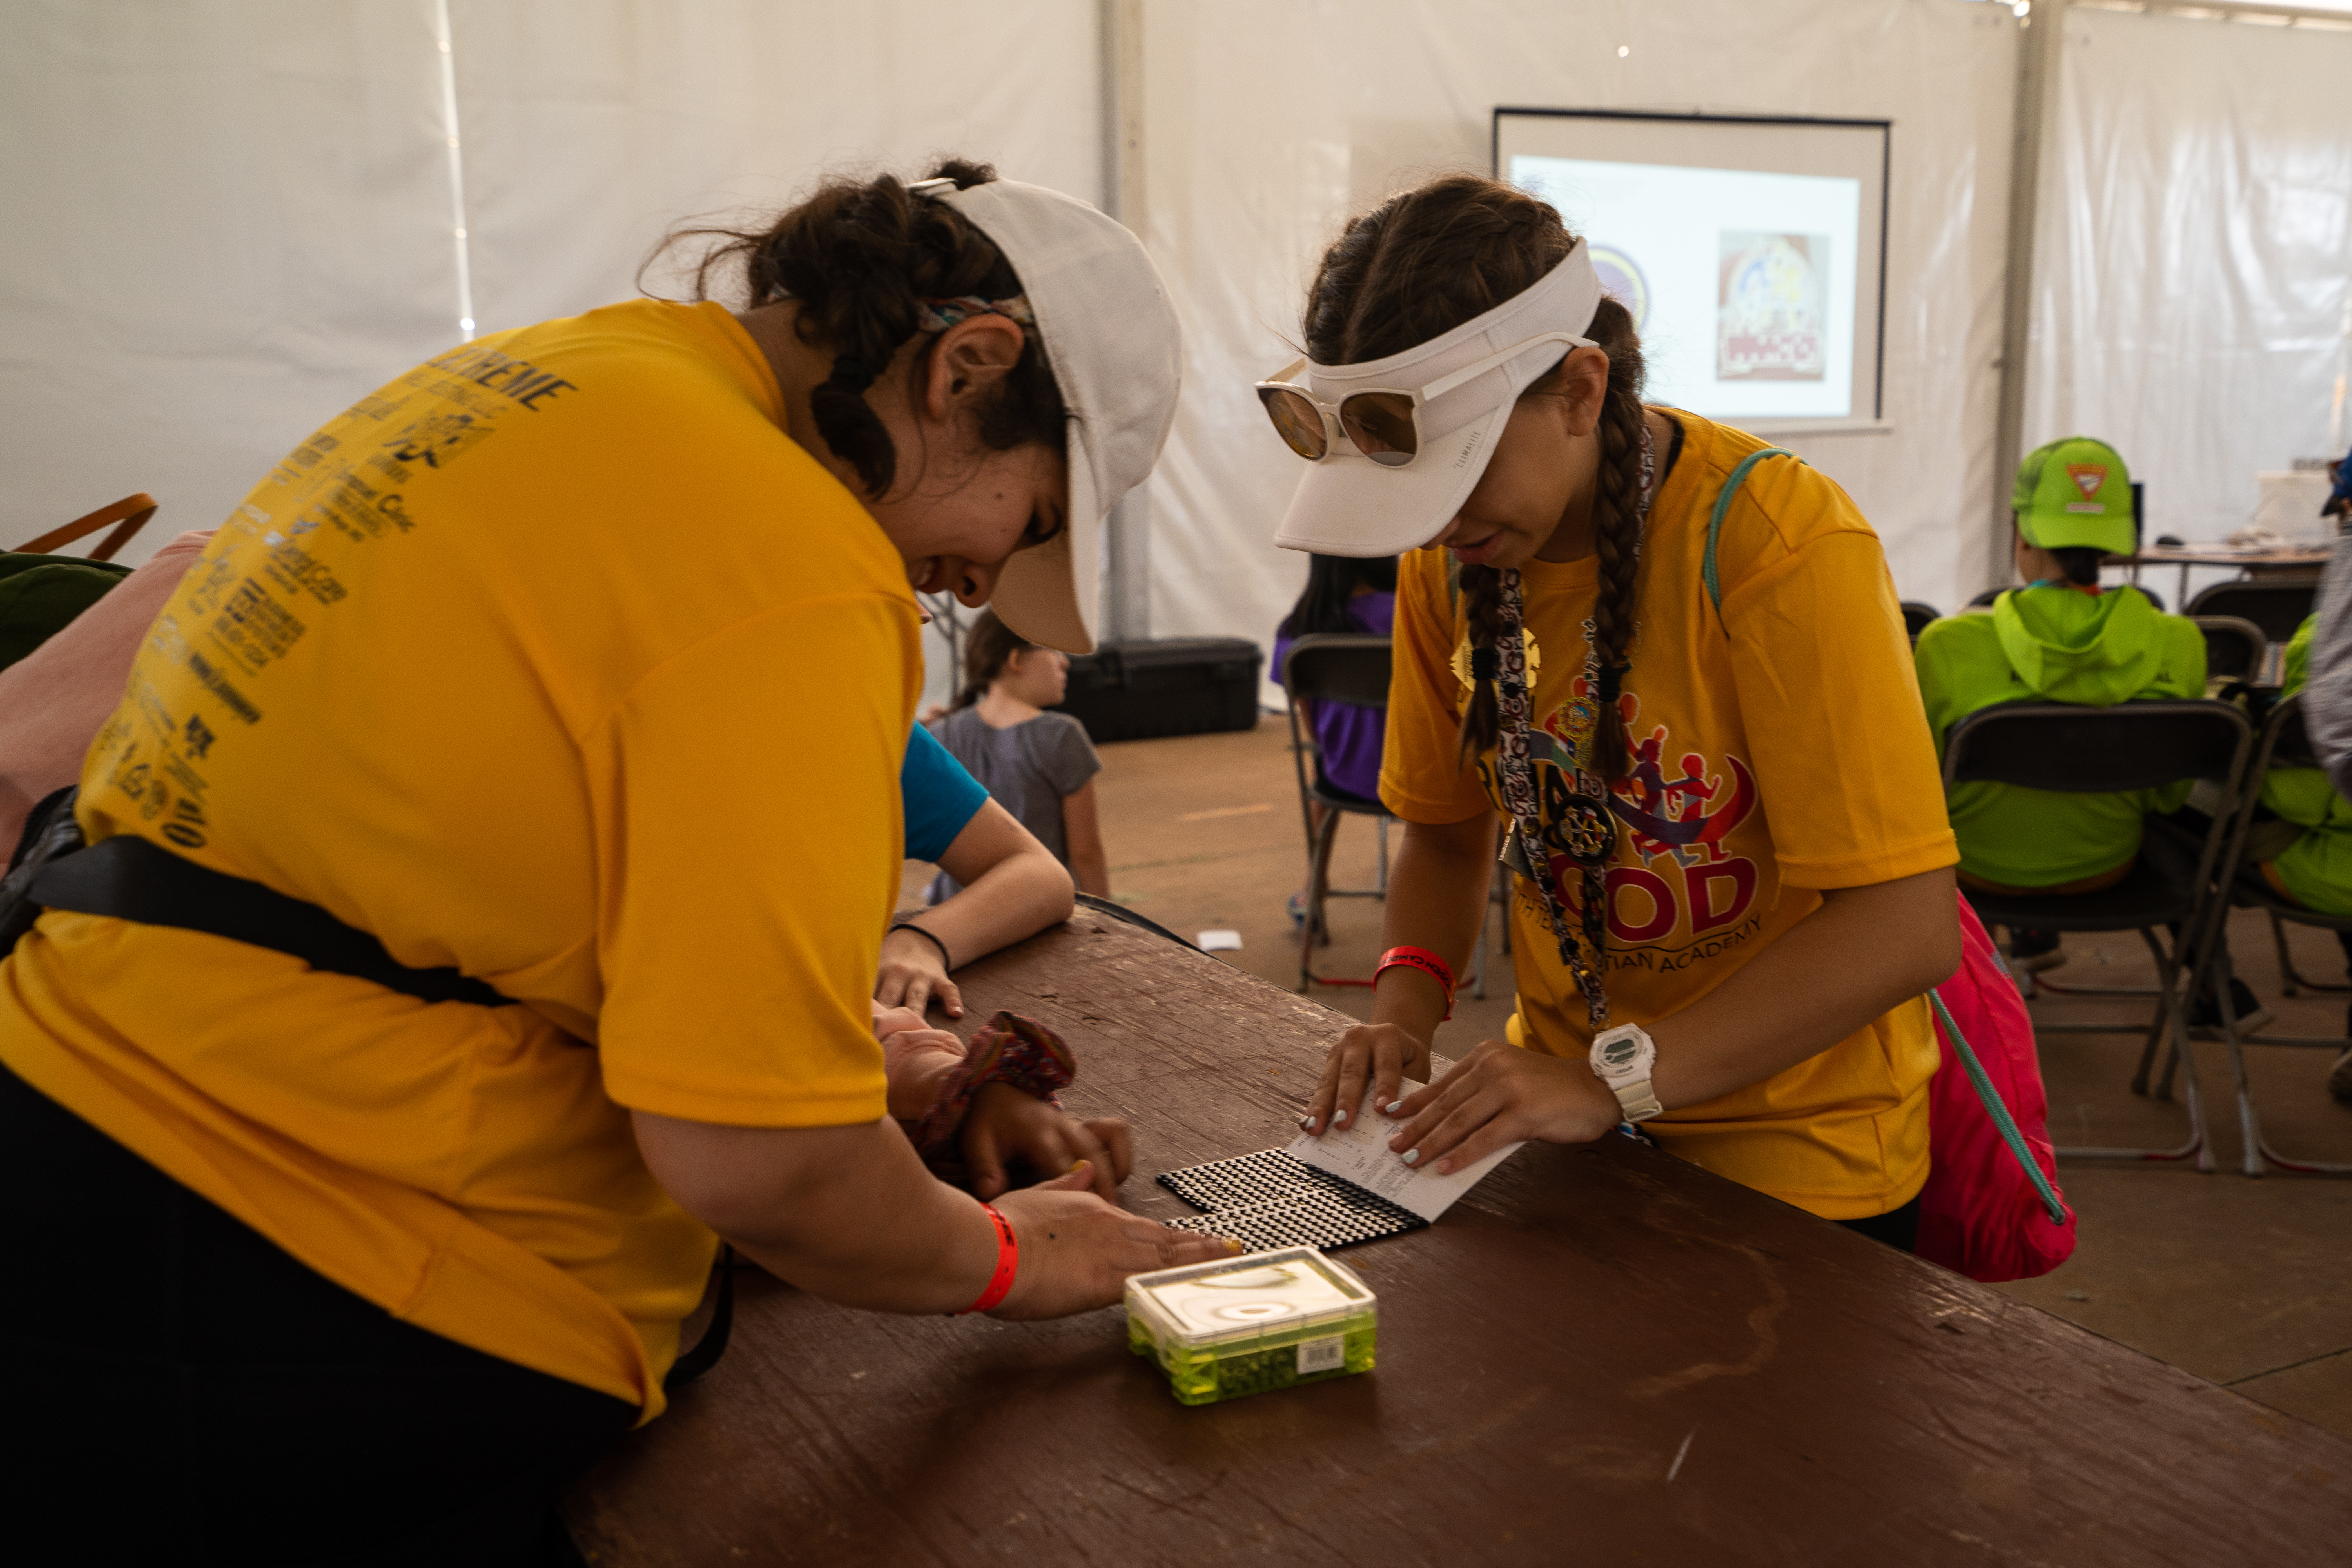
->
[1455,563,1509,766]
[1581,297,1649,782]
[651,158,1065,499]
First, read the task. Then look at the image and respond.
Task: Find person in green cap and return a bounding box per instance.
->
[1913,437,2258,1017]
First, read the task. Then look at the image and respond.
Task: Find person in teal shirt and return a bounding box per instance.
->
[1915,437,2215,988]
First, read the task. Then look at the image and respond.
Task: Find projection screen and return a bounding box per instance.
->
[1495,109,1890,433]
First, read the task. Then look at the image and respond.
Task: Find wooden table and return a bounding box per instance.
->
[2129,542,2331,608]
[570,911,2352,1566]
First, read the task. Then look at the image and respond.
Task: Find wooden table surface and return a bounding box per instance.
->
[570,910,2352,1567]
[2132,544,2332,568]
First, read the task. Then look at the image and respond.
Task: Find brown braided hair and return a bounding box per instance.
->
[1301,174,1649,779]
[651,159,1067,498]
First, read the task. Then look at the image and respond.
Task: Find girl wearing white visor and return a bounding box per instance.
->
[0,162,1229,1562]
[1288,176,1962,1249]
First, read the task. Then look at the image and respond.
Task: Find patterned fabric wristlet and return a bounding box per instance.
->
[904,1011,1076,1184]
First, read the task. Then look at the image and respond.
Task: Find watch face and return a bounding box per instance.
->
[1601,1036,1642,1072]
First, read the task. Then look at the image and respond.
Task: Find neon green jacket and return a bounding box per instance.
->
[1914,584,2205,888]
[2259,617,2352,915]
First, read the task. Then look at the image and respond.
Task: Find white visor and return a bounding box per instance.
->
[1271,240,1604,558]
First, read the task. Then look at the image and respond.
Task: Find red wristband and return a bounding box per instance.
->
[1374,945,1457,1021]
[955,1203,1019,1316]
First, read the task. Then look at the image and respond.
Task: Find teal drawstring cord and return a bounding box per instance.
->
[1930,989,2069,1227]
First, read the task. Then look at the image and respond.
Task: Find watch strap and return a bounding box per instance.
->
[1610,1081,1665,1123]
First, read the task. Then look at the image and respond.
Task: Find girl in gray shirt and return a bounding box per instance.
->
[926,610,1107,898]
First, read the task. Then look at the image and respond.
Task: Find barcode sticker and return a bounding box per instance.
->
[1296,1335,1344,1375]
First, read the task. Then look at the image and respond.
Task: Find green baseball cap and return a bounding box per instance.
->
[2013,436,2134,554]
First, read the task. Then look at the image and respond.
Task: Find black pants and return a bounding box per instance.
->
[0,1063,637,1567]
[1834,1191,1922,1252]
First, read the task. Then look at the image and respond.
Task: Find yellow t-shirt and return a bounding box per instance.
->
[0,300,920,1418]
[1380,412,1958,1219]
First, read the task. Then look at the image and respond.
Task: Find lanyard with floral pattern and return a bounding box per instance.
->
[1490,418,1656,1029]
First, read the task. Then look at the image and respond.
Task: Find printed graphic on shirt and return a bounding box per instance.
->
[1469,632,1764,975]
[85,343,585,856]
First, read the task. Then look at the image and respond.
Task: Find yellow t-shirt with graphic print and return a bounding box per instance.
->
[0,299,920,1419]
[1380,411,1958,1220]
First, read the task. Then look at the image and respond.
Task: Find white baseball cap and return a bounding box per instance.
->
[922,177,1181,654]
[1269,240,1603,558]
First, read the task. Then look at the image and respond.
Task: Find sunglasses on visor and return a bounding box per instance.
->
[1254,330,1596,467]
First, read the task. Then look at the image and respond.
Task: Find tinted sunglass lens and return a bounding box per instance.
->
[1259,387,1328,460]
[1339,393,1417,466]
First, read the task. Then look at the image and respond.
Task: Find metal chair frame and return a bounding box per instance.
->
[1944,699,2255,1172]
[2185,579,2318,648]
[2192,615,2269,689]
[2022,615,2272,1010]
[1283,635,1403,993]
[1281,633,1505,999]
[2192,690,2352,1176]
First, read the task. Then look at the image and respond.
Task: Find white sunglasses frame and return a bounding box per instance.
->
[1254,329,1598,466]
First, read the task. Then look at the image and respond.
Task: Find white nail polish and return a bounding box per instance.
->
[1384,1101,1403,1115]
[1401,1148,1421,1165]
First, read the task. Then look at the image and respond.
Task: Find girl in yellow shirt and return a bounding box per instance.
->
[1283,176,1961,1241]
[1,162,1229,1562]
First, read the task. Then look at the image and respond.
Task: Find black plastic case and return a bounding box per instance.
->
[1052,637,1265,743]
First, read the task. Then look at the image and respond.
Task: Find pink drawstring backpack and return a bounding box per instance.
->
[1704,451,2075,1283]
[1916,893,2077,1281]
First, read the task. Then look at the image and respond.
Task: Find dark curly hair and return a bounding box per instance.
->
[653,159,1067,499]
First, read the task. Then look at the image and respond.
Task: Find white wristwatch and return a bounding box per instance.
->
[1589,1023,1665,1123]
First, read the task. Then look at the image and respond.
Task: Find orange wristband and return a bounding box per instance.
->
[1375,945,1456,1021]
[955,1203,1019,1316]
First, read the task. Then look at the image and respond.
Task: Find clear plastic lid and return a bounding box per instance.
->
[1126,1247,1375,1350]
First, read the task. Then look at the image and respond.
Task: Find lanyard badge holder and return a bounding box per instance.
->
[1488,420,1657,1041]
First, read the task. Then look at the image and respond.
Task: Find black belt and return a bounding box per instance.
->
[0,787,732,1392]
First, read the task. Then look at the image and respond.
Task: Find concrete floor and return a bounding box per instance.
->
[1063,715,2352,1440]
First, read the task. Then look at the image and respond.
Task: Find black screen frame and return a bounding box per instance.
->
[1492,107,1894,424]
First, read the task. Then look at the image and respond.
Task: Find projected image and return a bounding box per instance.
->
[1590,244,1651,333]
[1510,154,1862,421]
[1717,232,1827,382]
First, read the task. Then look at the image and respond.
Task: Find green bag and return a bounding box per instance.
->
[0,553,132,673]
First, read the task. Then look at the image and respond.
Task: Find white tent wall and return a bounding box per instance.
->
[2022,5,2352,558]
[446,1,1104,334]
[443,0,1103,712]
[1138,0,2020,693]
[0,0,1103,714]
[0,0,458,566]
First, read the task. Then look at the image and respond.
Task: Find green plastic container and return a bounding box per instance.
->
[1124,1247,1377,1406]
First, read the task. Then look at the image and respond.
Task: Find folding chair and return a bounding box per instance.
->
[2186,580,2316,646]
[1994,615,2251,1007]
[1280,635,1507,999]
[2195,691,2352,1176]
[2193,616,2268,689]
[1283,634,1395,993]
[14,492,157,560]
[1900,601,1941,643]
[1943,699,2254,1171]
